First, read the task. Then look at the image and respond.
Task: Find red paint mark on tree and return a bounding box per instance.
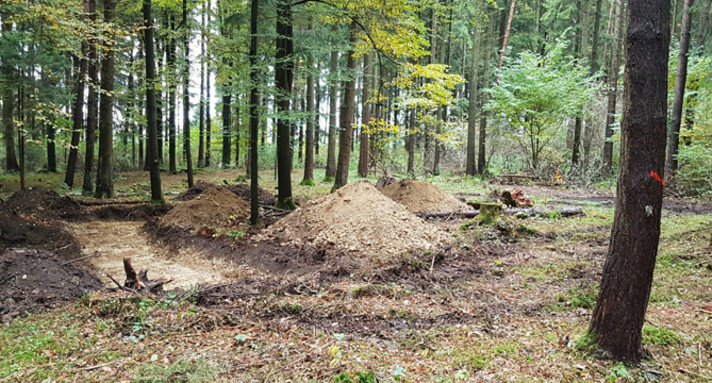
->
[650,171,665,192]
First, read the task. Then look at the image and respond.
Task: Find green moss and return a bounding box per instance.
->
[323,176,335,182]
[300,178,316,186]
[479,203,502,225]
[642,326,680,346]
[275,197,297,210]
[574,331,599,351]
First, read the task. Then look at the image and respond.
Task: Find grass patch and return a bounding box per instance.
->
[133,358,222,383]
[642,326,680,346]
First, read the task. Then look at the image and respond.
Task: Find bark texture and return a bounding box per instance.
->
[275,1,295,209]
[332,22,358,191]
[95,0,116,199]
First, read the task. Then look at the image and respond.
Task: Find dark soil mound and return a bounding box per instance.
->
[88,203,173,221]
[1,248,102,322]
[0,200,78,258]
[6,187,82,220]
[176,181,276,206]
[162,187,250,229]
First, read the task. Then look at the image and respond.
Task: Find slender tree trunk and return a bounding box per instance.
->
[466,11,481,176]
[156,36,164,165]
[198,8,206,168]
[1,13,19,173]
[325,48,338,180]
[64,37,88,185]
[275,0,296,209]
[407,109,416,175]
[222,88,232,168]
[666,0,695,174]
[83,0,98,195]
[206,70,212,167]
[357,53,371,178]
[235,98,240,166]
[332,21,358,191]
[498,0,517,71]
[249,0,260,224]
[572,1,589,165]
[95,0,116,199]
[589,0,670,361]
[315,75,321,156]
[697,0,712,46]
[168,14,177,174]
[478,7,495,174]
[301,54,316,185]
[143,0,164,204]
[590,0,604,75]
[183,0,194,188]
[603,0,625,169]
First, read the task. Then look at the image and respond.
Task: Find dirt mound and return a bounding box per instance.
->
[0,200,79,258]
[176,181,276,206]
[1,248,102,321]
[88,203,173,221]
[381,180,468,213]
[161,186,250,229]
[6,187,82,220]
[260,181,450,255]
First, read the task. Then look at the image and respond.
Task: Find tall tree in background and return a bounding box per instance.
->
[1,12,20,173]
[248,0,260,225]
[83,0,98,195]
[325,41,339,181]
[357,53,371,178]
[603,0,625,169]
[95,0,117,198]
[168,13,178,174]
[332,21,358,192]
[478,6,495,175]
[275,0,296,210]
[183,0,194,188]
[466,5,482,176]
[301,52,316,186]
[144,0,164,204]
[198,4,206,168]
[666,0,695,174]
[589,0,670,361]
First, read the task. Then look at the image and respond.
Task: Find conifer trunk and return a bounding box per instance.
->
[95,0,116,198]
[603,0,625,169]
[357,53,371,178]
[325,48,338,180]
[275,0,296,209]
[183,0,194,188]
[333,21,358,191]
[143,0,164,204]
[2,12,20,173]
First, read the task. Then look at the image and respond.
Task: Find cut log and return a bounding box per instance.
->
[415,207,584,220]
[123,258,144,289]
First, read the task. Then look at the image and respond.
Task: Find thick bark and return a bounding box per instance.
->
[168,14,177,174]
[65,35,88,185]
[1,13,19,173]
[183,0,194,188]
[466,13,481,176]
[332,21,358,191]
[325,49,338,180]
[301,55,316,185]
[83,0,98,195]
[95,0,116,199]
[478,8,495,174]
[275,1,295,209]
[603,0,625,169]
[589,0,670,362]
[143,0,164,204]
[357,53,371,178]
[666,0,695,174]
[249,0,260,224]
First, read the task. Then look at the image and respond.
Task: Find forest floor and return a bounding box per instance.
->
[0,169,711,382]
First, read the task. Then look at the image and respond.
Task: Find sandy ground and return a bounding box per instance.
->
[66,220,240,289]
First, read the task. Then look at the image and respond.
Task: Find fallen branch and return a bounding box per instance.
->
[416,207,585,220]
[105,272,138,294]
[60,252,100,266]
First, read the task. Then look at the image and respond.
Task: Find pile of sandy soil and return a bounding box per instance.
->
[1,248,102,322]
[6,187,82,220]
[381,180,468,213]
[176,180,276,206]
[161,186,250,229]
[259,181,450,255]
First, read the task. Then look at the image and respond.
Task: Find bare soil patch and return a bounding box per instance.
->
[0,248,102,322]
[259,181,451,255]
[382,179,468,212]
[176,180,276,206]
[0,200,79,258]
[162,186,250,230]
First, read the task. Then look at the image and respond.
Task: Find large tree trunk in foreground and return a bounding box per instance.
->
[325,48,338,180]
[275,0,296,210]
[143,0,164,204]
[82,0,98,195]
[603,0,625,169]
[95,0,116,199]
[666,0,694,174]
[332,21,358,192]
[589,0,670,362]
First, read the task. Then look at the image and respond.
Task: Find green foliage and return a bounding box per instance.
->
[642,326,680,346]
[486,35,596,169]
[574,331,599,351]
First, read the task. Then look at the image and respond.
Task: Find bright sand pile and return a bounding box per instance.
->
[161,186,250,229]
[381,179,468,213]
[259,181,450,255]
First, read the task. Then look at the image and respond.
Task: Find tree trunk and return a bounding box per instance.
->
[666,0,695,174]
[83,0,98,195]
[466,11,481,176]
[222,90,232,168]
[325,48,338,180]
[275,0,296,209]
[407,109,415,175]
[497,0,517,71]
[697,0,712,46]
[183,0,194,188]
[143,0,164,204]
[590,0,604,75]
[478,7,495,174]
[301,52,316,185]
[572,1,589,165]
[357,53,371,178]
[198,8,206,168]
[332,21,358,191]
[64,31,88,185]
[603,0,625,169]
[249,0,260,224]
[589,0,670,362]
[205,2,212,168]
[95,0,116,199]
[168,14,177,174]
[1,13,19,173]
